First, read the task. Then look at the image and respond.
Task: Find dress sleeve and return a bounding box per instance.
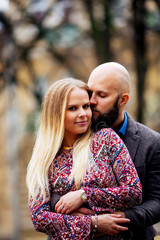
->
[83,129,142,213]
[29,184,91,239]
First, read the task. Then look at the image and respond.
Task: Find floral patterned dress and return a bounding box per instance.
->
[29,129,142,240]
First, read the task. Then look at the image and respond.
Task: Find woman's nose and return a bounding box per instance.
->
[78,108,86,117]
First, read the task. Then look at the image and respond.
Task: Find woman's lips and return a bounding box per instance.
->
[75,121,88,125]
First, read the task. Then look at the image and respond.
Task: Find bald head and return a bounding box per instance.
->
[88,62,131,95]
[88,62,131,128]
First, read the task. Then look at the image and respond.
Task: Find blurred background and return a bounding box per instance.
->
[0,0,160,239]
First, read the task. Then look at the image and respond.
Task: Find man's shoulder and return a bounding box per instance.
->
[126,112,160,140]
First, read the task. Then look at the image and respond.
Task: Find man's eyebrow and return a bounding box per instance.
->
[96,90,108,94]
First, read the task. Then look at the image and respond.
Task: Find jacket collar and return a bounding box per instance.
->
[124,112,140,162]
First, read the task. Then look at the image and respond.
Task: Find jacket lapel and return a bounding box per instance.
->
[124,113,140,163]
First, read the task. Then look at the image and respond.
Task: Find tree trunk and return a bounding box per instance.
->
[83,0,113,63]
[132,0,148,123]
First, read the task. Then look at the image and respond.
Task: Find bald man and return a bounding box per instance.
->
[88,62,160,240]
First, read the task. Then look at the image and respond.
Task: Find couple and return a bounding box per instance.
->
[27,62,160,240]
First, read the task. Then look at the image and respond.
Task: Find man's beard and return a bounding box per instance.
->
[91,96,120,132]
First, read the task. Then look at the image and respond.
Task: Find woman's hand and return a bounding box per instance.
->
[55,190,84,214]
[91,214,130,235]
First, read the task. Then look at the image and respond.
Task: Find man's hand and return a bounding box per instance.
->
[72,207,94,216]
[115,211,126,218]
[92,214,130,235]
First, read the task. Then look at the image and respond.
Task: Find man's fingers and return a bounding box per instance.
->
[75,207,94,215]
[115,217,130,223]
[117,225,129,232]
[109,214,121,218]
[71,207,94,216]
[71,212,84,216]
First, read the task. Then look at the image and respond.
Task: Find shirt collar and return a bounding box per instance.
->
[118,111,128,137]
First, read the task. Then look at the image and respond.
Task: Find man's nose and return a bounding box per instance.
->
[90,94,97,105]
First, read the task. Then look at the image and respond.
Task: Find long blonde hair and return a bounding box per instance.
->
[26,78,92,201]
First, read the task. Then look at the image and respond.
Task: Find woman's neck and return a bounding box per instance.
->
[62,135,79,148]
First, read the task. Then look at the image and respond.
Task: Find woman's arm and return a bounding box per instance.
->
[83,129,142,212]
[29,190,91,239]
[54,128,142,218]
[29,191,130,238]
[54,129,142,215]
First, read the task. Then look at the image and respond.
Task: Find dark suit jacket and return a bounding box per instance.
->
[123,113,160,240]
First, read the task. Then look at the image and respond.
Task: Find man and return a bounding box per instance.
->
[87,62,160,240]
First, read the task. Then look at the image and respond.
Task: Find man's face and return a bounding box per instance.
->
[91,95,120,131]
[88,73,120,125]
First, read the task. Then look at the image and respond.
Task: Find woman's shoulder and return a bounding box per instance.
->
[92,128,116,141]
[90,128,122,150]
[90,128,124,157]
[90,128,113,151]
[90,128,117,155]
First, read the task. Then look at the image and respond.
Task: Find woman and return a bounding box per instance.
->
[26,78,142,240]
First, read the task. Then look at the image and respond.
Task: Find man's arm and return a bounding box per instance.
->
[124,199,160,230]
[118,145,160,230]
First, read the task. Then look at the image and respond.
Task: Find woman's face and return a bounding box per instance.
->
[64,87,92,143]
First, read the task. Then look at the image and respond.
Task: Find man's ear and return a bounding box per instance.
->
[119,93,129,107]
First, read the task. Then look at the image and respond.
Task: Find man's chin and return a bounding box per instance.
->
[92,111,100,119]
[91,96,120,132]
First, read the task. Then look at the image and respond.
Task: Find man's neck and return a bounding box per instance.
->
[112,112,125,130]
